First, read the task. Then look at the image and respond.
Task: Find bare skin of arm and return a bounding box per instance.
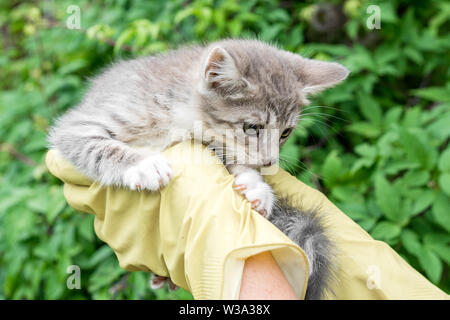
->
[239,251,299,300]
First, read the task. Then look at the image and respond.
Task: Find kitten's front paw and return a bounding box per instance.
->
[150,274,168,290]
[150,274,178,291]
[233,171,275,218]
[123,154,173,191]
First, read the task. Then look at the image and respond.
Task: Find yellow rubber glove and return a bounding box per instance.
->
[45,140,449,300]
[45,141,308,299]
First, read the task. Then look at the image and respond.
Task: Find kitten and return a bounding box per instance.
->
[48,39,348,298]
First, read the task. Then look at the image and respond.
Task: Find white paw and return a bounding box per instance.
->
[149,274,178,291]
[150,274,168,290]
[233,170,275,218]
[123,154,173,191]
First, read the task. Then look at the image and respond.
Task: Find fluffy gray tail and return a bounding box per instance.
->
[268,198,336,300]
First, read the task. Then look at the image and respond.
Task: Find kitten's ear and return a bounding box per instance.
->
[297,58,349,101]
[201,46,249,94]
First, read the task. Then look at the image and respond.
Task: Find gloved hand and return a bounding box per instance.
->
[46,141,309,299]
[46,140,449,299]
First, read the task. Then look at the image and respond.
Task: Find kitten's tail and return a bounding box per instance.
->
[268,198,337,300]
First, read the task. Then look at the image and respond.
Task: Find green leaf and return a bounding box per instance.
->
[377,131,399,158]
[438,173,450,196]
[345,19,359,40]
[404,46,423,64]
[47,187,67,223]
[412,189,436,215]
[174,7,194,24]
[374,174,406,223]
[351,143,377,173]
[114,29,134,54]
[402,107,422,128]
[43,271,65,299]
[421,104,450,125]
[378,2,398,23]
[432,192,450,232]
[384,160,420,175]
[423,233,450,265]
[358,218,377,232]
[417,248,443,284]
[130,272,147,298]
[398,128,437,170]
[399,170,430,187]
[374,44,400,67]
[355,143,377,159]
[331,186,364,203]
[438,148,450,172]
[429,244,450,265]
[371,221,401,241]
[85,245,114,269]
[343,45,376,72]
[411,87,450,102]
[321,151,343,187]
[384,107,403,127]
[351,157,374,173]
[77,215,95,242]
[228,19,244,37]
[336,202,368,220]
[88,258,125,292]
[401,229,422,256]
[427,113,450,143]
[58,59,88,75]
[356,91,383,125]
[346,122,381,138]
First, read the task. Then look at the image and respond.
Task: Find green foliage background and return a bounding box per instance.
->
[0,0,449,299]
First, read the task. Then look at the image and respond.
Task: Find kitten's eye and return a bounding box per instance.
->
[243,123,263,136]
[281,128,293,139]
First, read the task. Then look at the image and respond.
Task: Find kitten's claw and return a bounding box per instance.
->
[234,184,247,192]
[124,154,173,191]
[251,199,261,209]
[234,170,274,218]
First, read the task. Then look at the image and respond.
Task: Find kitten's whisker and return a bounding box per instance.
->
[278,158,297,175]
[299,117,340,135]
[278,155,322,180]
[300,112,348,123]
[295,122,322,146]
[301,105,350,114]
[279,158,306,178]
[279,157,302,172]
[299,119,331,139]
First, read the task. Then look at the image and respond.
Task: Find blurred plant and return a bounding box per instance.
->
[0,0,449,299]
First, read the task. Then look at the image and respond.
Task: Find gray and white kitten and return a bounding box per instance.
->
[48,39,348,299]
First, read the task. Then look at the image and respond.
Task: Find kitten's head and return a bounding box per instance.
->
[196,39,349,169]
